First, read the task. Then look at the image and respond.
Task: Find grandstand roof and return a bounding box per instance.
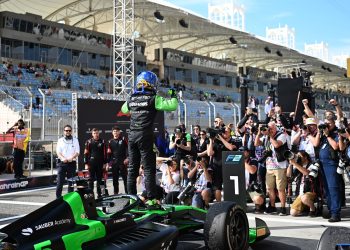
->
[1,0,349,91]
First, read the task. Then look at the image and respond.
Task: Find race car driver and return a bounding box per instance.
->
[121,71,178,207]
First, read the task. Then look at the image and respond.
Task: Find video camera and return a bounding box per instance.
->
[177,168,204,202]
[207,127,225,138]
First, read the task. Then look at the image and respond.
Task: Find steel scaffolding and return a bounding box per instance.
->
[113,0,134,98]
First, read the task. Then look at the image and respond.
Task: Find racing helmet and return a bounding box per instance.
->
[135,71,158,93]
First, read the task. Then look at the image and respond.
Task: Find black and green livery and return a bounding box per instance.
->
[0,182,270,250]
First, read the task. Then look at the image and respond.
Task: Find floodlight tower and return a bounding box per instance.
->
[113,0,135,98]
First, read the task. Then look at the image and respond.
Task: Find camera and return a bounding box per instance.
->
[176,139,182,145]
[260,124,268,132]
[207,127,225,138]
[318,124,328,130]
[337,159,347,174]
[247,181,263,194]
[338,128,349,134]
[283,150,300,161]
[258,150,272,163]
[308,161,320,178]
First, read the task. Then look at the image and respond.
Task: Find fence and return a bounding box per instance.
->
[0,86,32,135]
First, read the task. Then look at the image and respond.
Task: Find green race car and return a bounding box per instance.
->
[0,178,270,250]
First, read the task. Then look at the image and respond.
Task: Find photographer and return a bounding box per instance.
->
[315,117,341,222]
[264,122,289,216]
[169,126,193,168]
[241,147,265,213]
[188,157,212,209]
[237,107,259,131]
[160,160,181,204]
[254,123,270,197]
[207,126,238,202]
[291,118,317,161]
[288,151,321,217]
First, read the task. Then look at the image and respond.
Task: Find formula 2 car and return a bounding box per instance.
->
[316,226,350,250]
[0,178,270,250]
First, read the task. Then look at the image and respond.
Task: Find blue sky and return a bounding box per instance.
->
[165,0,350,57]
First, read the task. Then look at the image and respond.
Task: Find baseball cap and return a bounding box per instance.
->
[305,118,317,125]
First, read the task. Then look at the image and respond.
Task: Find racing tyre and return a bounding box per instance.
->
[204,201,249,250]
[316,226,350,250]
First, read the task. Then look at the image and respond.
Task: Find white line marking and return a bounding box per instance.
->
[0,214,26,223]
[0,200,46,206]
[247,213,350,227]
[0,186,57,197]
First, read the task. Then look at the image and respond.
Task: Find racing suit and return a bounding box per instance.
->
[84,138,107,197]
[107,136,128,194]
[121,92,178,200]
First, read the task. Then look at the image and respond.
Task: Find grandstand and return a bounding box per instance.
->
[1,1,350,143]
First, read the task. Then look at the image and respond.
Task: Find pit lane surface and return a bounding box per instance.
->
[1,184,350,250]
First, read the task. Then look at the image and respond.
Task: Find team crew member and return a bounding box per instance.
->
[6,119,30,179]
[107,126,128,194]
[121,71,178,206]
[56,125,80,198]
[84,128,107,198]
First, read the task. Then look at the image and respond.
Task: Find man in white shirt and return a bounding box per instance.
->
[56,125,80,198]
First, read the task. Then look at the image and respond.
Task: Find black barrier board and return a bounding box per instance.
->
[222,151,246,210]
[77,99,164,170]
[0,175,57,194]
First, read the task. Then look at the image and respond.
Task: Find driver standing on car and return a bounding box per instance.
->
[121,71,178,207]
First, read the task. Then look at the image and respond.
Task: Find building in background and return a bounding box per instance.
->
[266,25,295,49]
[331,53,349,68]
[304,42,329,62]
[208,0,245,31]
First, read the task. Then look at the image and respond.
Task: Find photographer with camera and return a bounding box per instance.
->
[315,117,341,222]
[237,107,259,133]
[291,118,318,161]
[169,126,194,168]
[240,147,265,213]
[207,126,238,202]
[263,122,289,215]
[159,160,181,204]
[287,151,322,217]
[254,123,270,197]
[188,157,212,209]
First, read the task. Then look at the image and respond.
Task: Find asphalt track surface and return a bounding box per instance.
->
[0,182,350,250]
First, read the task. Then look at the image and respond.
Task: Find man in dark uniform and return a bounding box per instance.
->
[107,126,128,194]
[84,128,107,198]
[121,71,178,206]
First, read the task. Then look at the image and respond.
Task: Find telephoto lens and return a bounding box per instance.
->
[283,150,295,160]
[308,162,320,178]
[176,139,181,145]
[337,159,347,174]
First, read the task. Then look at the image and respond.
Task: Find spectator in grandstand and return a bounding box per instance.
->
[84,128,108,198]
[264,121,289,216]
[121,71,178,207]
[288,151,322,217]
[160,159,181,204]
[207,125,238,202]
[188,157,212,209]
[6,119,30,179]
[315,117,341,222]
[56,125,80,198]
[107,126,128,194]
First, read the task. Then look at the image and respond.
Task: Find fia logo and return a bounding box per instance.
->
[21,227,33,236]
[225,155,242,163]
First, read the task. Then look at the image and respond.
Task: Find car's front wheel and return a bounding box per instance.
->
[204,201,249,250]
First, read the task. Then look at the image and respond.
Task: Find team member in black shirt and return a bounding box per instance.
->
[107,126,128,194]
[84,128,107,198]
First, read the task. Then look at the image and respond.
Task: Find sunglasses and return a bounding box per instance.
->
[214,121,219,123]
[64,130,72,132]
[200,133,206,135]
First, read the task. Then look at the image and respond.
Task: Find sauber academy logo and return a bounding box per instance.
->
[21,228,33,236]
